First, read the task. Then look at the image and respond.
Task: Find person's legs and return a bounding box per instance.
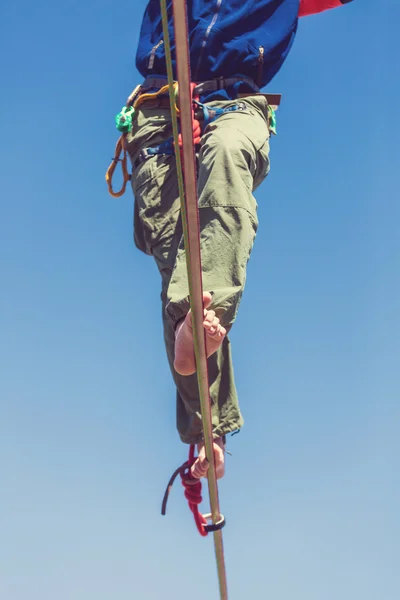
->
[127,105,245,451]
[163,95,271,477]
[165,95,270,437]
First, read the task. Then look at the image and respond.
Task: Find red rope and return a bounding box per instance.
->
[161,444,208,537]
[180,445,208,537]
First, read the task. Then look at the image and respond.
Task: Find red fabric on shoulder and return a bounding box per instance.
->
[299,0,342,17]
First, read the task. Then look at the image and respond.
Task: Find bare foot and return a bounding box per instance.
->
[174,292,226,376]
[191,438,225,480]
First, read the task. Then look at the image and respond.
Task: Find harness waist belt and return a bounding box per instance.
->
[138,93,282,110]
[143,75,260,95]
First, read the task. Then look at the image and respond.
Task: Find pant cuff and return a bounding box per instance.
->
[178,421,244,446]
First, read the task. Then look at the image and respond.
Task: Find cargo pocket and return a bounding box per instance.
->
[132,155,180,257]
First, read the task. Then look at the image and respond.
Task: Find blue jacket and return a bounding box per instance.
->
[136,0,353,90]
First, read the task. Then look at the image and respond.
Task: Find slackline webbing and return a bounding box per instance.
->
[160,0,229,598]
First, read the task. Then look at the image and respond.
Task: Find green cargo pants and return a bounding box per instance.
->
[126,95,270,445]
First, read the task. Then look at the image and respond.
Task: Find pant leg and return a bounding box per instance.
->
[128,125,243,444]
[164,96,271,443]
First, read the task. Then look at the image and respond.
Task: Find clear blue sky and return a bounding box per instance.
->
[0,1,398,599]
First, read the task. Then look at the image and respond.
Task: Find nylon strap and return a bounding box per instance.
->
[160,1,229,598]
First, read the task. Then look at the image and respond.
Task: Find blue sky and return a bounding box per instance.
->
[0,1,398,599]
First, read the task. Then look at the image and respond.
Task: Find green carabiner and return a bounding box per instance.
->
[115,106,136,133]
[268,105,277,136]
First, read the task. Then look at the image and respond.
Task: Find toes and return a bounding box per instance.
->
[192,463,208,479]
[209,325,221,337]
[191,457,209,479]
[205,319,226,339]
[203,310,216,326]
[211,316,219,329]
[203,292,213,309]
[204,313,221,335]
[212,318,222,336]
[191,444,208,479]
[191,441,225,480]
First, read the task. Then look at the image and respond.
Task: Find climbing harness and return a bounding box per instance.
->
[106,85,279,198]
[131,100,248,170]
